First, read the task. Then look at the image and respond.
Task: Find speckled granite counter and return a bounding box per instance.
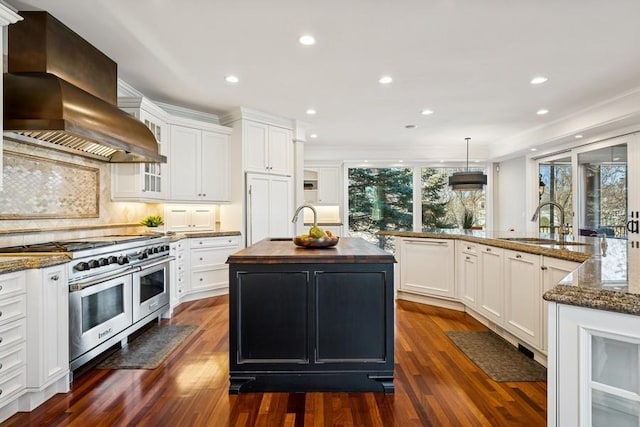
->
[0,254,71,274]
[379,230,637,315]
[170,230,241,240]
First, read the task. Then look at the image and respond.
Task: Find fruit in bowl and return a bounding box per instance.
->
[294,226,339,248]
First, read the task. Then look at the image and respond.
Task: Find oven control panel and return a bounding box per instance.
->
[69,240,171,283]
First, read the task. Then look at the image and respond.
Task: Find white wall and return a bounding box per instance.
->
[495,156,527,232]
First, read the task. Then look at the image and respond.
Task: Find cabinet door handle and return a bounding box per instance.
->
[466,246,471,250]
[199,257,203,261]
[516,254,522,259]
[541,266,548,271]
[0,337,3,343]
[486,248,491,252]
[199,278,203,281]
[50,274,60,281]
[465,256,470,260]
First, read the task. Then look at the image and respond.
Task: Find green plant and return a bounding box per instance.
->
[462,210,474,229]
[141,215,164,227]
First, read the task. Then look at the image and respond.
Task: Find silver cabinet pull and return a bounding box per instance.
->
[51,274,60,281]
[486,248,491,252]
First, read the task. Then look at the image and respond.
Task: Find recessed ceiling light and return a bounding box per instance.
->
[364,160,369,163]
[421,109,434,116]
[378,75,393,84]
[474,160,480,163]
[225,75,239,83]
[575,134,584,139]
[306,108,316,115]
[309,133,318,139]
[536,109,549,115]
[398,160,403,163]
[299,35,316,46]
[530,76,548,85]
[530,148,537,152]
[613,157,621,161]
[405,124,417,129]
[439,160,444,163]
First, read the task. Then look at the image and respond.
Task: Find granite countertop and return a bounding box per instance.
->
[0,230,243,274]
[0,254,71,274]
[227,236,395,265]
[380,229,638,315]
[170,230,241,240]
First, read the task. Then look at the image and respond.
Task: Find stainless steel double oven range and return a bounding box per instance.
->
[0,234,174,371]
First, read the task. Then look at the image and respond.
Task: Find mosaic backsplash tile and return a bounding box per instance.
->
[0,150,99,218]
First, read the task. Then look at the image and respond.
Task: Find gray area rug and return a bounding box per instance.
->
[97,324,197,369]
[446,331,547,382]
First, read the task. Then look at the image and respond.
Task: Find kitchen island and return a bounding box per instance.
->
[226,237,395,394]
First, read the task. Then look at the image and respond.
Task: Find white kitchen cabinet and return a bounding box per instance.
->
[456,241,479,308]
[304,167,341,205]
[244,121,292,176]
[25,266,69,391]
[164,205,215,232]
[398,238,455,299]
[169,239,188,309]
[182,236,241,301]
[541,257,579,352]
[0,271,26,420]
[549,303,640,427]
[112,97,168,201]
[169,124,231,202]
[503,249,541,348]
[477,244,505,325]
[246,173,293,245]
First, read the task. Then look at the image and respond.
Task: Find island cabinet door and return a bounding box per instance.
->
[231,270,310,365]
[314,266,393,367]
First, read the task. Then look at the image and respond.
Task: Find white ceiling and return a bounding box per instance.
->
[6,0,640,162]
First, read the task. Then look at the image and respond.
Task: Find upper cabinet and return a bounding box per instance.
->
[304,166,341,205]
[0,6,23,191]
[169,122,231,203]
[112,97,168,201]
[244,121,292,176]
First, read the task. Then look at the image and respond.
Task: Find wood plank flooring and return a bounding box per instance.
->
[4,296,547,426]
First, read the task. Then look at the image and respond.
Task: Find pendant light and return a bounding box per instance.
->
[448,137,487,190]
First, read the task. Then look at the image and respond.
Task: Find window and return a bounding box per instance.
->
[538,157,573,235]
[348,168,413,250]
[421,167,485,230]
[347,166,487,250]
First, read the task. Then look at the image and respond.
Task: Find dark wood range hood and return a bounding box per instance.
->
[3,11,166,163]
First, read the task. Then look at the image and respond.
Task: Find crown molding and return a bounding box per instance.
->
[156,101,221,126]
[220,107,294,129]
[0,2,21,26]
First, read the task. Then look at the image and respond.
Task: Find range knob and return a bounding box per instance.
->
[153,247,160,253]
[98,258,109,266]
[138,251,148,260]
[74,262,90,271]
[117,255,129,265]
[163,245,170,252]
[107,256,118,264]
[88,260,100,269]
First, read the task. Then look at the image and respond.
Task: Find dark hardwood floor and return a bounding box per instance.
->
[5,296,547,426]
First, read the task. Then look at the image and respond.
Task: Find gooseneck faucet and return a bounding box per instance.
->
[292,204,317,226]
[531,201,568,241]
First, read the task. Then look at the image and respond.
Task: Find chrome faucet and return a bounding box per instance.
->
[292,204,317,226]
[531,201,568,241]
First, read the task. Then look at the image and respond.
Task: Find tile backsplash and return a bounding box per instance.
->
[1,139,162,243]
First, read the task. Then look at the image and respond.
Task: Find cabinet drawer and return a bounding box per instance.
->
[190,236,240,248]
[191,268,228,291]
[0,342,26,376]
[0,272,26,300]
[191,248,234,268]
[0,319,26,352]
[460,242,478,255]
[0,367,26,404]
[0,296,26,326]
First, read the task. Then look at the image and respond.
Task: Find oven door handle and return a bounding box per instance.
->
[135,256,176,271]
[69,268,135,292]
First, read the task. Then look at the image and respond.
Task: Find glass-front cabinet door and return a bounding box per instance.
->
[587,331,640,426]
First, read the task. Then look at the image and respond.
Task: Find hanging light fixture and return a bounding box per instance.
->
[449,137,487,190]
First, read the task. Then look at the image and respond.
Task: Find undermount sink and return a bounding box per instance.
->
[499,237,591,246]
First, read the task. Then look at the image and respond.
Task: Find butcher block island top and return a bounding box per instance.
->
[226,237,396,264]
[227,236,395,394]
